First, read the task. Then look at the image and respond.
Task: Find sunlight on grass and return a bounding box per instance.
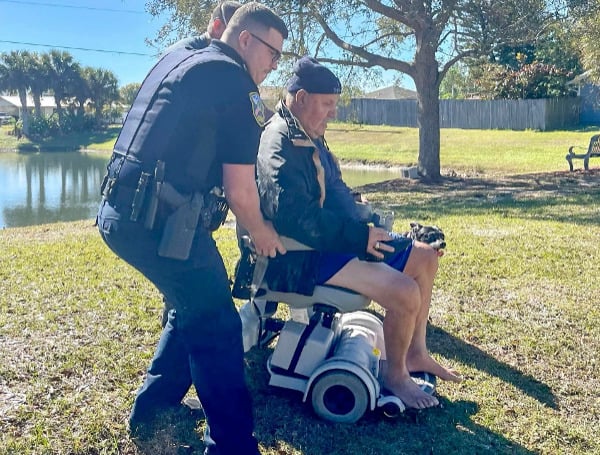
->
[1,127,599,454]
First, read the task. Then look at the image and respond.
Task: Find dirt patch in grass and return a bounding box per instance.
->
[358,168,600,197]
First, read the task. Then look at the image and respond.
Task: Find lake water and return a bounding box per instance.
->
[0,151,404,229]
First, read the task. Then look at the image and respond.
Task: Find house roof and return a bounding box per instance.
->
[362,85,417,99]
[0,95,56,108]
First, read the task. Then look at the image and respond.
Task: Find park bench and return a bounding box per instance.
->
[566,134,600,171]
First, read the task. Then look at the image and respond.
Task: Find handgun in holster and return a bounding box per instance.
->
[157,191,204,261]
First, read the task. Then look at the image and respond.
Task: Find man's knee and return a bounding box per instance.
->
[385,277,421,314]
[407,242,439,276]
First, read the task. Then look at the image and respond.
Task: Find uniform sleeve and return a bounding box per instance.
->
[217,68,264,165]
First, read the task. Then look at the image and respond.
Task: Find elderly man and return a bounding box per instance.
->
[97,3,287,453]
[257,57,461,410]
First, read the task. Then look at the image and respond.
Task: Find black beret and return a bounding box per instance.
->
[286,56,342,94]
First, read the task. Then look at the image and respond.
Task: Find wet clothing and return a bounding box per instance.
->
[97,41,264,455]
[257,101,412,295]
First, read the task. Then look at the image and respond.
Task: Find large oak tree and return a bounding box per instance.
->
[148,0,559,180]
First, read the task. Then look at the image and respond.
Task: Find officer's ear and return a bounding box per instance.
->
[238,29,252,52]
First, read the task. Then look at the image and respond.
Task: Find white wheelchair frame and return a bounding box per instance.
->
[234,236,436,423]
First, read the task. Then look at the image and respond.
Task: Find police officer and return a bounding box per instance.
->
[96,3,287,454]
[162,1,241,56]
[160,1,242,329]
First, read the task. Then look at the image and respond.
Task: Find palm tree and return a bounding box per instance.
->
[84,67,119,124]
[0,50,35,135]
[44,50,81,127]
[28,52,51,117]
[70,69,90,119]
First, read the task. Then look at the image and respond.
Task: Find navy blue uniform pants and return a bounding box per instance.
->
[97,201,259,455]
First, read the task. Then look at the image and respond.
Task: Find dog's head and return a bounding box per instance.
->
[406,222,446,253]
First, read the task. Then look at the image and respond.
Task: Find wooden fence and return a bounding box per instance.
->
[336,97,582,131]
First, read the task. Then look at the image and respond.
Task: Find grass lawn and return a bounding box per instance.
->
[1,125,599,454]
[0,124,120,152]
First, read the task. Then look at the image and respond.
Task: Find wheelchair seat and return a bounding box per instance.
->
[232,235,370,313]
[258,283,369,312]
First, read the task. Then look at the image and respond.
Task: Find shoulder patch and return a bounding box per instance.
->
[249,91,266,127]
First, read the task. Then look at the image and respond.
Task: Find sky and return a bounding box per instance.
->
[0,0,411,90]
[0,0,167,87]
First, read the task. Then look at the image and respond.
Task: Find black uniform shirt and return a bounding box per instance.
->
[117,40,266,195]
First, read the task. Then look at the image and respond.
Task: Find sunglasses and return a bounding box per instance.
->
[248,32,282,64]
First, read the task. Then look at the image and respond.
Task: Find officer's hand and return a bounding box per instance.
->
[252,221,287,258]
[367,226,393,260]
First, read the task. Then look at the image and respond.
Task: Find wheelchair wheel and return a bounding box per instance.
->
[310,370,369,423]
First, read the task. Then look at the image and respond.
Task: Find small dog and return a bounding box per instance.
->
[404,222,446,255]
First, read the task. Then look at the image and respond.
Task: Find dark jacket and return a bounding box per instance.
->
[257,102,369,294]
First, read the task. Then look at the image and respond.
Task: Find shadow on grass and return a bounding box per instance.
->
[244,348,537,455]
[428,324,558,410]
[358,169,600,227]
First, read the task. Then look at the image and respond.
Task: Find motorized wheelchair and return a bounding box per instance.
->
[232,229,437,424]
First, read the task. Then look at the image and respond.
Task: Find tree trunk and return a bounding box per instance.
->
[31,90,42,117]
[415,80,441,181]
[18,89,30,136]
[413,29,442,181]
[54,94,64,130]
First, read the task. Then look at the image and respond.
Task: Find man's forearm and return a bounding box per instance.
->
[223,163,270,236]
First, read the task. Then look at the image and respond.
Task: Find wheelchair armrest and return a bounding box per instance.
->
[241,235,314,252]
[280,236,314,252]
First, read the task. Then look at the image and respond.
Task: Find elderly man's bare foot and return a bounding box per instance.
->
[382,375,439,409]
[406,352,462,383]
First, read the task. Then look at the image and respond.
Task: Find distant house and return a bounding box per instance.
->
[0,95,56,118]
[362,85,417,100]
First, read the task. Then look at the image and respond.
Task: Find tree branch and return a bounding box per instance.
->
[308,5,415,77]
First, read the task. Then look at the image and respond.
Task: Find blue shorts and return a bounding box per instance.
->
[316,236,414,284]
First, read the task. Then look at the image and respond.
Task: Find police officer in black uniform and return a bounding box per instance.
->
[162,1,241,56]
[96,3,287,454]
[160,1,241,329]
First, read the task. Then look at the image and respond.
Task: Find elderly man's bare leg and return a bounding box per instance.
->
[403,242,463,383]
[325,259,439,409]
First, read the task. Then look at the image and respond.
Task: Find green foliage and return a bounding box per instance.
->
[84,67,120,121]
[27,114,60,139]
[60,111,97,133]
[569,0,600,83]
[1,49,122,137]
[119,82,141,106]
[494,62,576,99]
[24,112,98,139]
[439,65,476,99]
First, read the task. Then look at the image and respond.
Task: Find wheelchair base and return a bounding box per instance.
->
[241,302,436,423]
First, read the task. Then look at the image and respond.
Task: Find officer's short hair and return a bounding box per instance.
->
[227,2,288,39]
[211,1,242,26]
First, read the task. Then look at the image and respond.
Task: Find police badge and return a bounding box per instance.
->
[249,91,266,127]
